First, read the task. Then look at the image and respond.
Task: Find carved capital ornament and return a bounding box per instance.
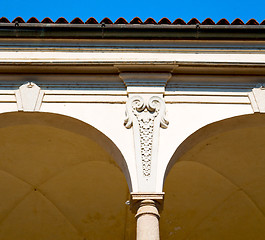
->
[125,95,168,181]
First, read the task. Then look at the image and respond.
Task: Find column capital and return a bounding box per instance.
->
[130,192,165,213]
[130,193,164,239]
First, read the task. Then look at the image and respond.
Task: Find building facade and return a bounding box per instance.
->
[0,17,265,239]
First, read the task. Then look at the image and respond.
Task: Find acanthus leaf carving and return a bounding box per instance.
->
[147,96,169,129]
[125,95,168,178]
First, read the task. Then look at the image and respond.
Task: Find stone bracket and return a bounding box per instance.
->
[249,87,265,113]
[120,72,171,192]
[124,94,168,191]
[15,82,44,112]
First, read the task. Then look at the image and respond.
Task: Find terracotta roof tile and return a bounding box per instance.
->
[55,17,68,24]
[70,17,84,24]
[27,17,39,23]
[85,17,98,24]
[231,18,244,25]
[158,18,171,24]
[0,17,10,23]
[216,18,230,25]
[144,18,157,24]
[187,18,200,25]
[0,17,264,25]
[41,17,53,23]
[246,19,259,25]
[12,17,25,23]
[114,17,128,24]
[173,18,186,25]
[202,18,215,25]
[130,17,143,24]
[100,18,112,24]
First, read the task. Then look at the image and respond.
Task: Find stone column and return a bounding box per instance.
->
[130,193,164,240]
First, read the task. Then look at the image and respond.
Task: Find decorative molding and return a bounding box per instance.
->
[250,87,265,113]
[124,95,168,129]
[42,90,127,103]
[165,82,256,105]
[2,52,265,65]
[166,82,257,90]
[120,73,171,94]
[120,73,171,87]
[130,192,165,213]
[130,192,165,202]
[125,95,168,179]
[15,82,44,112]
[165,94,250,104]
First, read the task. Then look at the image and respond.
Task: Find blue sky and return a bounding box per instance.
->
[1,0,265,23]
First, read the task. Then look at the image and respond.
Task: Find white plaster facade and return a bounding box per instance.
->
[1,35,265,239]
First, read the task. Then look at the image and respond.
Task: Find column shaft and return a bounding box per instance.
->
[135,200,160,240]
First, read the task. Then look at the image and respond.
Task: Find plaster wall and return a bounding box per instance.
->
[0,40,264,192]
[0,83,258,192]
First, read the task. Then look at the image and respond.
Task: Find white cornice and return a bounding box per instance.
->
[1,52,265,65]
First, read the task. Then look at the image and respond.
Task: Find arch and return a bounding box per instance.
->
[0,111,135,240]
[0,111,132,191]
[164,113,265,181]
[161,113,265,239]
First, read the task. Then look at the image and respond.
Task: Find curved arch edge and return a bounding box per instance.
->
[162,113,265,190]
[0,111,133,191]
